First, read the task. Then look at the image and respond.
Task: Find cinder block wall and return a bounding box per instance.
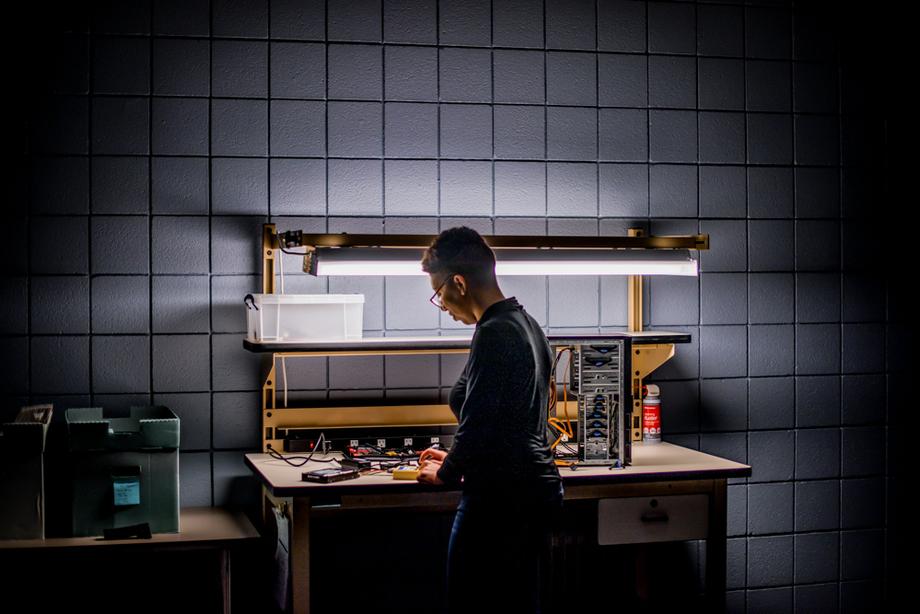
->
[4,0,901,611]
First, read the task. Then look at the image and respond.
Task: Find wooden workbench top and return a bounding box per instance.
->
[0,507,260,550]
[245,441,751,498]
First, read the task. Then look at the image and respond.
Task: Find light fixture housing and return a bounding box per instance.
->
[305,246,699,276]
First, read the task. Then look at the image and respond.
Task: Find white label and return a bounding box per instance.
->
[431,436,440,444]
[404,438,413,446]
[350,439,359,447]
[561,433,569,442]
[377,439,386,448]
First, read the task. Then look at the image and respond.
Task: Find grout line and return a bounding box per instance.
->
[643,1,651,336]
[788,5,799,602]
[325,0,331,399]
[147,3,155,413]
[87,16,96,408]
[542,0,550,327]
[380,0,388,381]
[208,0,215,507]
[741,2,750,599]
[595,0,601,331]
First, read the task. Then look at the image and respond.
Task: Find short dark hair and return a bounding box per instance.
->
[421,226,497,285]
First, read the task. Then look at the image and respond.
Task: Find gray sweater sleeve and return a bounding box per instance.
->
[436,324,510,486]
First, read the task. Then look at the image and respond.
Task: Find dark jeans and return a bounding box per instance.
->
[446,482,564,614]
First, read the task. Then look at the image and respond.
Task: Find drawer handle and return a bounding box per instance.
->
[640,510,669,523]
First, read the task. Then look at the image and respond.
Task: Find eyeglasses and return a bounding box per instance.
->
[429,272,456,309]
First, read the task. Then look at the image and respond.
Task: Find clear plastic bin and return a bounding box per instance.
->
[245,293,365,342]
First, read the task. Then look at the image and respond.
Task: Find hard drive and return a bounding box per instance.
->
[302,467,360,483]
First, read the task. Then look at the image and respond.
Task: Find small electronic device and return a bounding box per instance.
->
[102,522,152,540]
[302,467,360,483]
[338,457,373,470]
[391,465,420,480]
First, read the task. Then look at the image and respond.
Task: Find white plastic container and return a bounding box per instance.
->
[245,294,364,342]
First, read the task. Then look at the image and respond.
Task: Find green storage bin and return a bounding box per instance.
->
[66,406,180,537]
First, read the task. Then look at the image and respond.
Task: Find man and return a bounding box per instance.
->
[416,226,563,614]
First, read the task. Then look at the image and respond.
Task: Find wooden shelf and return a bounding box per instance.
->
[243,330,691,353]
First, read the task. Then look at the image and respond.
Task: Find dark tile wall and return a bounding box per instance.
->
[5,0,906,611]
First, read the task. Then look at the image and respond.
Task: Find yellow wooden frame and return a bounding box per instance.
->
[257,223,700,450]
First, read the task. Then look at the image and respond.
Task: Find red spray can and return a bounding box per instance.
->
[642,384,661,443]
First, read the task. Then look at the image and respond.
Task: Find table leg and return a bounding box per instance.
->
[220,547,231,614]
[292,496,311,614]
[635,543,651,605]
[705,479,727,613]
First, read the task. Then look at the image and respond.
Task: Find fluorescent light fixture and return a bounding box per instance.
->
[495,249,698,276]
[312,248,426,276]
[310,247,698,276]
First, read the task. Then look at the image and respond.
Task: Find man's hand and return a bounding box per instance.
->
[416,458,445,485]
[418,446,448,465]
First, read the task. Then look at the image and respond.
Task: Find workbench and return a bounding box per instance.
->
[0,507,260,613]
[245,440,751,614]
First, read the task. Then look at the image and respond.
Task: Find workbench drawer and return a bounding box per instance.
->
[597,494,709,545]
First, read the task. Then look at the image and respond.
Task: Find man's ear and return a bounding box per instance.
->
[454,274,467,296]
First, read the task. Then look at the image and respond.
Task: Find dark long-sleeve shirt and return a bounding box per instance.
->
[436,296,562,495]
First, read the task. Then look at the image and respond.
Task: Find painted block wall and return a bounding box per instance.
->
[4,1,906,611]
